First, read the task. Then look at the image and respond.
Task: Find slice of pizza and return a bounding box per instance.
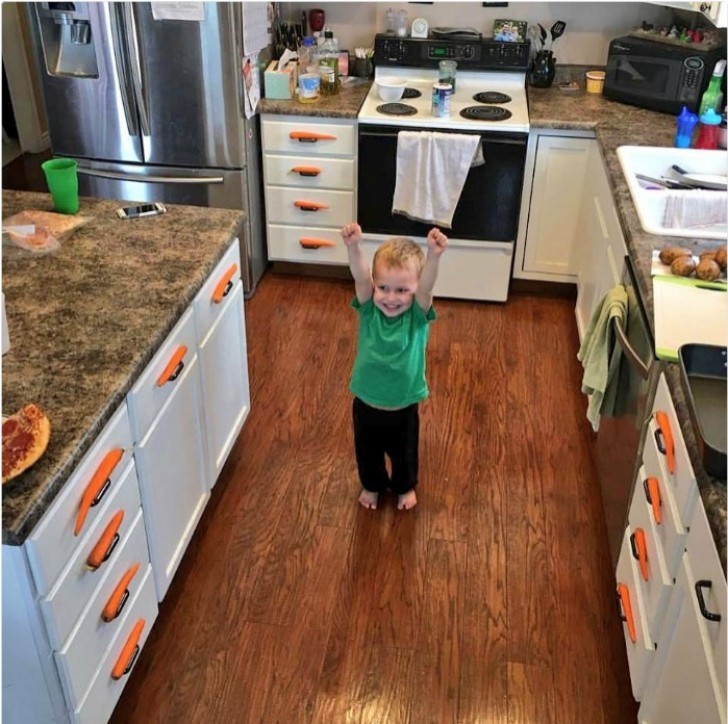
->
[2,404,51,484]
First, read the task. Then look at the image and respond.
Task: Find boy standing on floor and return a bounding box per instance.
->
[340,222,448,511]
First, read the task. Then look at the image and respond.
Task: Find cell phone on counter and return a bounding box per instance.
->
[116,202,167,220]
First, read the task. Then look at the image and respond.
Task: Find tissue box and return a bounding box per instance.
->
[264,61,296,100]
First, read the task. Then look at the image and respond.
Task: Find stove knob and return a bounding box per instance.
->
[461,45,474,60]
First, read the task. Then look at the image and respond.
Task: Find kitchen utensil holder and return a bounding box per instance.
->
[528,50,556,88]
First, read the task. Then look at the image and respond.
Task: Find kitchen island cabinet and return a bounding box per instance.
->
[2,191,249,723]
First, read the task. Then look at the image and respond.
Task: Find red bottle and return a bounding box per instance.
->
[309,8,325,32]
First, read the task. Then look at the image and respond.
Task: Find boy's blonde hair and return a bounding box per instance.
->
[373,237,425,277]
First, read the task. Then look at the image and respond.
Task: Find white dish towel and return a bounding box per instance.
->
[392,131,480,229]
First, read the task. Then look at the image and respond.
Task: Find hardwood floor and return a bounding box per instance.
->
[110,273,638,724]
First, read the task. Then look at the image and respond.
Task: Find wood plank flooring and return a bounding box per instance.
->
[110,273,638,724]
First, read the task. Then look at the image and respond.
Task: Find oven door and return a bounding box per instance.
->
[357,125,527,241]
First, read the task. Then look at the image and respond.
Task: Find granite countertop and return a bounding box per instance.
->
[259,77,371,118]
[2,191,244,545]
[529,67,726,573]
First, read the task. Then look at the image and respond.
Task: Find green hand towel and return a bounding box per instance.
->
[577,285,628,431]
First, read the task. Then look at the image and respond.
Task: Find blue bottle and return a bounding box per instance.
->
[674,106,699,148]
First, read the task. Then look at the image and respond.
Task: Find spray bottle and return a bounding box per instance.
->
[698,59,726,116]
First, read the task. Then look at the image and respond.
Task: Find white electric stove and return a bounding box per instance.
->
[356,34,533,303]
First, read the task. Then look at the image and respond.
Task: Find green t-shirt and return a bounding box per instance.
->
[349,297,436,408]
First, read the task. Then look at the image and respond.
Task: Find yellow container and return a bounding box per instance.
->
[586,70,605,94]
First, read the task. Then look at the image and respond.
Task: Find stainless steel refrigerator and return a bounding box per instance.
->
[28,1,268,295]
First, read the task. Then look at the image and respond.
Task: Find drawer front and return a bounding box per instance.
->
[193,239,242,342]
[687,499,727,699]
[267,224,348,265]
[265,186,354,227]
[126,307,198,441]
[264,154,355,190]
[616,527,656,701]
[74,566,158,724]
[40,461,142,651]
[26,404,134,596]
[641,420,688,579]
[628,465,673,641]
[56,510,150,709]
[261,117,355,156]
[651,374,698,524]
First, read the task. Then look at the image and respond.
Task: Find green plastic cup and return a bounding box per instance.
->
[41,158,79,214]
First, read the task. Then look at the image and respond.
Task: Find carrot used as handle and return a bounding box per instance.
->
[212,264,238,304]
[102,562,141,622]
[654,411,676,474]
[74,448,124,536]
[156,345,187,386]
[111,619,145,679]
[617,583,637,643]
[87,510,124,570]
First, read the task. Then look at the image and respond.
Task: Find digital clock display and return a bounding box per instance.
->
[433,48,445,56]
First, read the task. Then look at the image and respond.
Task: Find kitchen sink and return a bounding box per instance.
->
[617,146,727,240]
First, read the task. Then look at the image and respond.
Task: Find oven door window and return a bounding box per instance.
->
[610,56,679,100]
[358,126,527,242]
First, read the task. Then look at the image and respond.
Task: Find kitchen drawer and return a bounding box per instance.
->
[651,374,699,525]
[265,187,354,227]
[126,306,198,442]
[261,117,355,157]
[617,526,656,701]
[267,224,348,265]
[40,460,141,651]
[628,465,673,642]
[264,154,355,190]
[193,238,242,342]
[687,498,726,699]
[73,566,158,724]
[642,419,688,580]
[26,404,134,596]
[55,510,150,710]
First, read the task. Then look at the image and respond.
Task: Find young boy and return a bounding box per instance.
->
[340,222,448,511]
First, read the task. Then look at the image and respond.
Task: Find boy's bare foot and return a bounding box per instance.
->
[359,489,379,510]
[397,489,417,511]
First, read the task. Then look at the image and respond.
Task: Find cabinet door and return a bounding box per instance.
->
[134,352,209,602]
[638,552,726,724]
[523,135,592,277]
[198,281,250,486]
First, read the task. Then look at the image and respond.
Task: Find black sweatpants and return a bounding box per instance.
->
[352,397,419,495]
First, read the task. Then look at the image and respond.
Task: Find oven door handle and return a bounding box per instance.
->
[612,315,650,380]
[358,130,527,146]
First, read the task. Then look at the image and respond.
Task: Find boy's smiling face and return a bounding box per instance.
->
[372,262,419,317]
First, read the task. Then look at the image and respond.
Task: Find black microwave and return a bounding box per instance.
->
[604,35,726,115]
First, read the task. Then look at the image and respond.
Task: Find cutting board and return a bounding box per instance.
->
[653,274,727,361]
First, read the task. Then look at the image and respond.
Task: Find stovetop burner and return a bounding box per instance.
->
[460,106,513,122]
[402,88,422,99]
[473,91,511,105]
[377,102,418,116]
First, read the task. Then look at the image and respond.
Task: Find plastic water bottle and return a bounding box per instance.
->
[674,106,699,148]
[385,7,395,34]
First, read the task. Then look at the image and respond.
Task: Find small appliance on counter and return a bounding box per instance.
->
[604,34,727,114]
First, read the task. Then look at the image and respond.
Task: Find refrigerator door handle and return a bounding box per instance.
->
[109,6,138,137]
[122,3,151,137]
[77,167,225,184]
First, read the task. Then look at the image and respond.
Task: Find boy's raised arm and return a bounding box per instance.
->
[341,223,373,304]
[416,227,448,312]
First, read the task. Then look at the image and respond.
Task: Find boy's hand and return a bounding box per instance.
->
[427,228,448,256]
[341,223,363,247]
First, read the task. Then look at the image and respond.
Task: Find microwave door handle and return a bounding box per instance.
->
[122,3,151,137]
[77,167,224,184]
[109,6,138,136]
[612,316,650,380]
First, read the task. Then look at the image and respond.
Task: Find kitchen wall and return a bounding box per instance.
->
[280,1,675,65]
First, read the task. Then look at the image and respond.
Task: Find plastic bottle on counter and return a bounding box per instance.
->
[698,59,726,116]
[694,108,722,149]
[317,30,340,95]
[396,9,408,37]
[674,106,699,148]
[298,36,317,73]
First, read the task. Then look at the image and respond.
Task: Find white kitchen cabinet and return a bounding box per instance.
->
[514,130,592,282]
[645,1,727,25]
[2,401,156,724]
[196,279,250,485]
[574,142,628,342]
[261,114,356,265]
[638,502,726,724]
[127,307,210,602]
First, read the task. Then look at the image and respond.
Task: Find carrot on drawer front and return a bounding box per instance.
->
[74,447,124,536]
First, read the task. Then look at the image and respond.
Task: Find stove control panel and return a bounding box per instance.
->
[374,34,530,71]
